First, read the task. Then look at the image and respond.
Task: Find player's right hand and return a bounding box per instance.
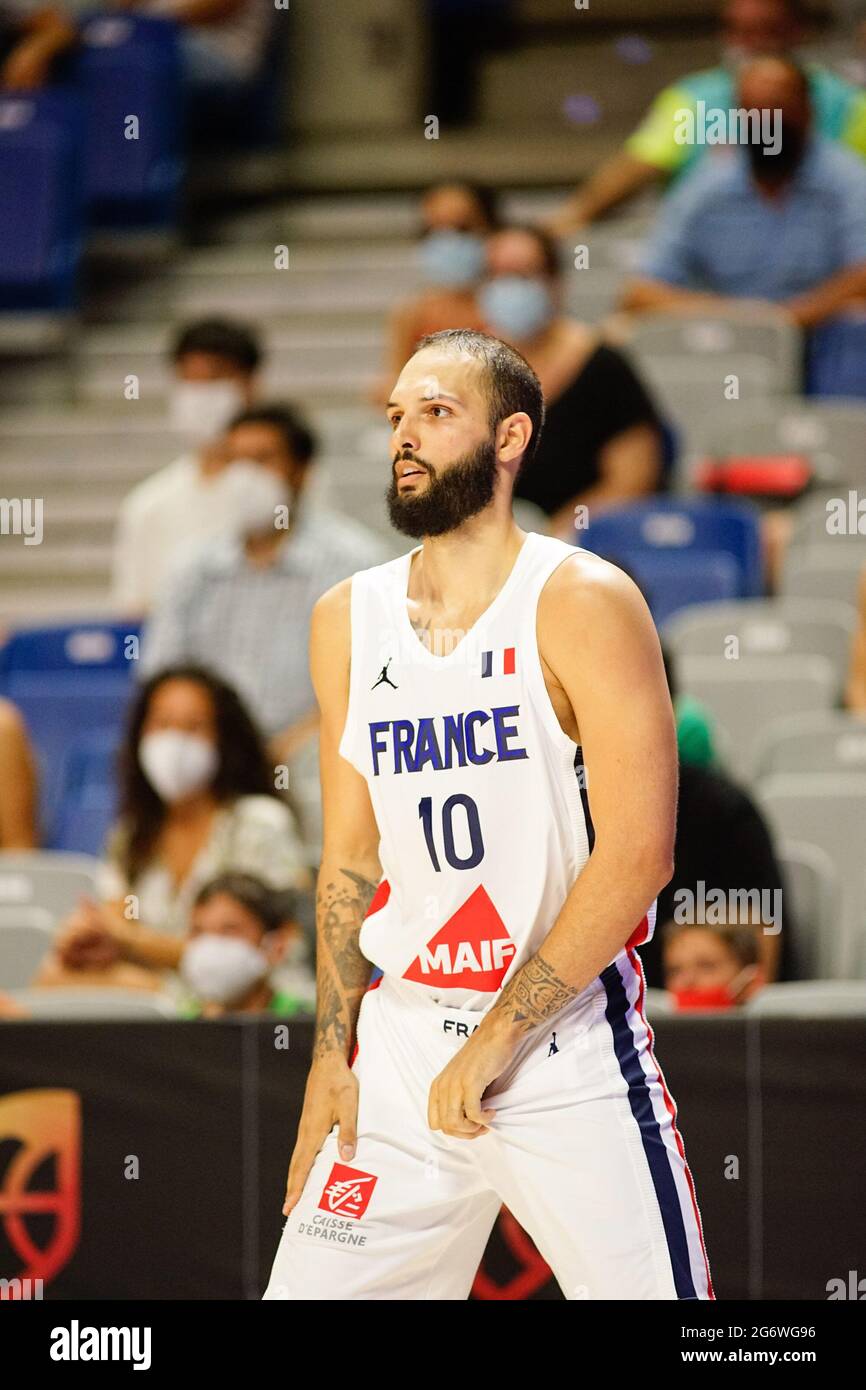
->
[282,1053,359,1216]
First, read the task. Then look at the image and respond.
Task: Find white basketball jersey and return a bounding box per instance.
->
[338,529,656,1010]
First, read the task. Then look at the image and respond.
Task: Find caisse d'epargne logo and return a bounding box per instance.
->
[318,1163,378,1220]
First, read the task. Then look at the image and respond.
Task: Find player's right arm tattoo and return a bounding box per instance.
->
[493,952,581,1035]
[313,867,377,1060]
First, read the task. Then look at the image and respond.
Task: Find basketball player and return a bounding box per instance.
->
[262,329,713,1300]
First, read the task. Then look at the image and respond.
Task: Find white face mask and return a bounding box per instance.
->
[210,458,291,538]
[168,380,246,444]
[138,729,219,803]
[180,933,270,1006]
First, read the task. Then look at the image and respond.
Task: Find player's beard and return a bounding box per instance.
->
[386,435,498,538]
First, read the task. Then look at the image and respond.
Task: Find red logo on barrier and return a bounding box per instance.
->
[0,1090,81,1295]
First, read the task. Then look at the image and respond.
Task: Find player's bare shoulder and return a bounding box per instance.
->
[537,547,654,660]
[310,576,354,707]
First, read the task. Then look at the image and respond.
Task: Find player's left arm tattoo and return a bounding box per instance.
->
[490,952,581,1036]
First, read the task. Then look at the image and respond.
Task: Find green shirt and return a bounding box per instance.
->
[179,989,313,1020]
[675,695,716,769]
[625,62,866,177]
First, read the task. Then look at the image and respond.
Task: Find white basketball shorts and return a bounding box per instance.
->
[262,953,714,1301]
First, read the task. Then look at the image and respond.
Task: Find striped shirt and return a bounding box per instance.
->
[139,503,394,736]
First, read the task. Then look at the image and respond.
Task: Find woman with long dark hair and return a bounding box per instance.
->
[39,665,311,988]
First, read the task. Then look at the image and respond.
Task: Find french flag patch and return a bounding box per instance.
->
[481,647,516,677]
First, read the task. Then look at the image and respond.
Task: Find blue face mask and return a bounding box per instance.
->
[417,229,486,289]
[478,275,554,341]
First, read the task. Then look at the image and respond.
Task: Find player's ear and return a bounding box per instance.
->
[497,411,533,466]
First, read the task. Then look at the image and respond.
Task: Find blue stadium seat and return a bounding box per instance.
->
[608,551,741,627]
[576,497,764,601]
[47,728,120,856]
[0,621,139,837]
[72,13,184,230]
[805,319,866,400]
[0,621,141,677]
[0,88,85,310]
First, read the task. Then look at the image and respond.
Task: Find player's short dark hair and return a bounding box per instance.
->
[227,403,317,466]
[412,327,545,474]
[171,317,263,373]
[194,872,299,936]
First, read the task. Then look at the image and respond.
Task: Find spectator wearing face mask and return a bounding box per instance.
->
[138,405,391,766]
[621,58,866,330]
[478,225,664,536]
[662,918,765,1011]
[111,317,263,615]
[35,666,311,991]
[178,873,315,1019]
[547,0,866,233]
[374,182,498,405]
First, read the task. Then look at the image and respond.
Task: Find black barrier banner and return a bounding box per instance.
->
[0,1016,864,1301]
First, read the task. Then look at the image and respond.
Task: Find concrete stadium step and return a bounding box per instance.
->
[0,542,112,582]
[82,242,422,323]
[188,127,628,200]
[74,321,386,403]
[205,196,420,246]
[0,401,385,454]
[479,34,717,130]
[201,188,575,246]
[0,591,122,629]
[1,448,391,502]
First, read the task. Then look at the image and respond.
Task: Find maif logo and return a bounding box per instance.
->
[318,1163,378,1220]
[0,1090,81,1296]
[404,885,516,990]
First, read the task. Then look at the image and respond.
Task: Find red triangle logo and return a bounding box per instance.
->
[403,885,516,990]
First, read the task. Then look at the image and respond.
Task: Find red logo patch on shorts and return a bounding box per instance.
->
[318,1163,378,1220]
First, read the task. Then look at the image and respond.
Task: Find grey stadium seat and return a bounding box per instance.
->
[754,773,866,979]
[0,852,101,921]
[693,399,866,488]
[4,987,181,1020]
[642,987,674,1017]
[780,547,863,609]
[678,653,838,784]
[626,313,801,392]
[662,598,856,683]
[743,981,866,1016]
[0,905,54,988]
[776,839,842,981]
[753,710,866,781]
[787,490,866,558]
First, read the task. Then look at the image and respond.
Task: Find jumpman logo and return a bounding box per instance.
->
[548,1032,559,1057]
[371,658,398,690]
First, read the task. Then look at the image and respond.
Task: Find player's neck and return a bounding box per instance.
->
[412,516,527,612]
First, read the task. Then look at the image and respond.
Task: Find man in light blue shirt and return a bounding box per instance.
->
[548,0,866,233]
[622,57,866,329]
[140,405,393,762]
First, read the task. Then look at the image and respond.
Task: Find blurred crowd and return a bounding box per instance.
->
[2,0,866,1023]
[0,0,272,97]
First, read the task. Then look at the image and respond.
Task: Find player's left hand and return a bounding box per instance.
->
[427,1020,522,1139]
